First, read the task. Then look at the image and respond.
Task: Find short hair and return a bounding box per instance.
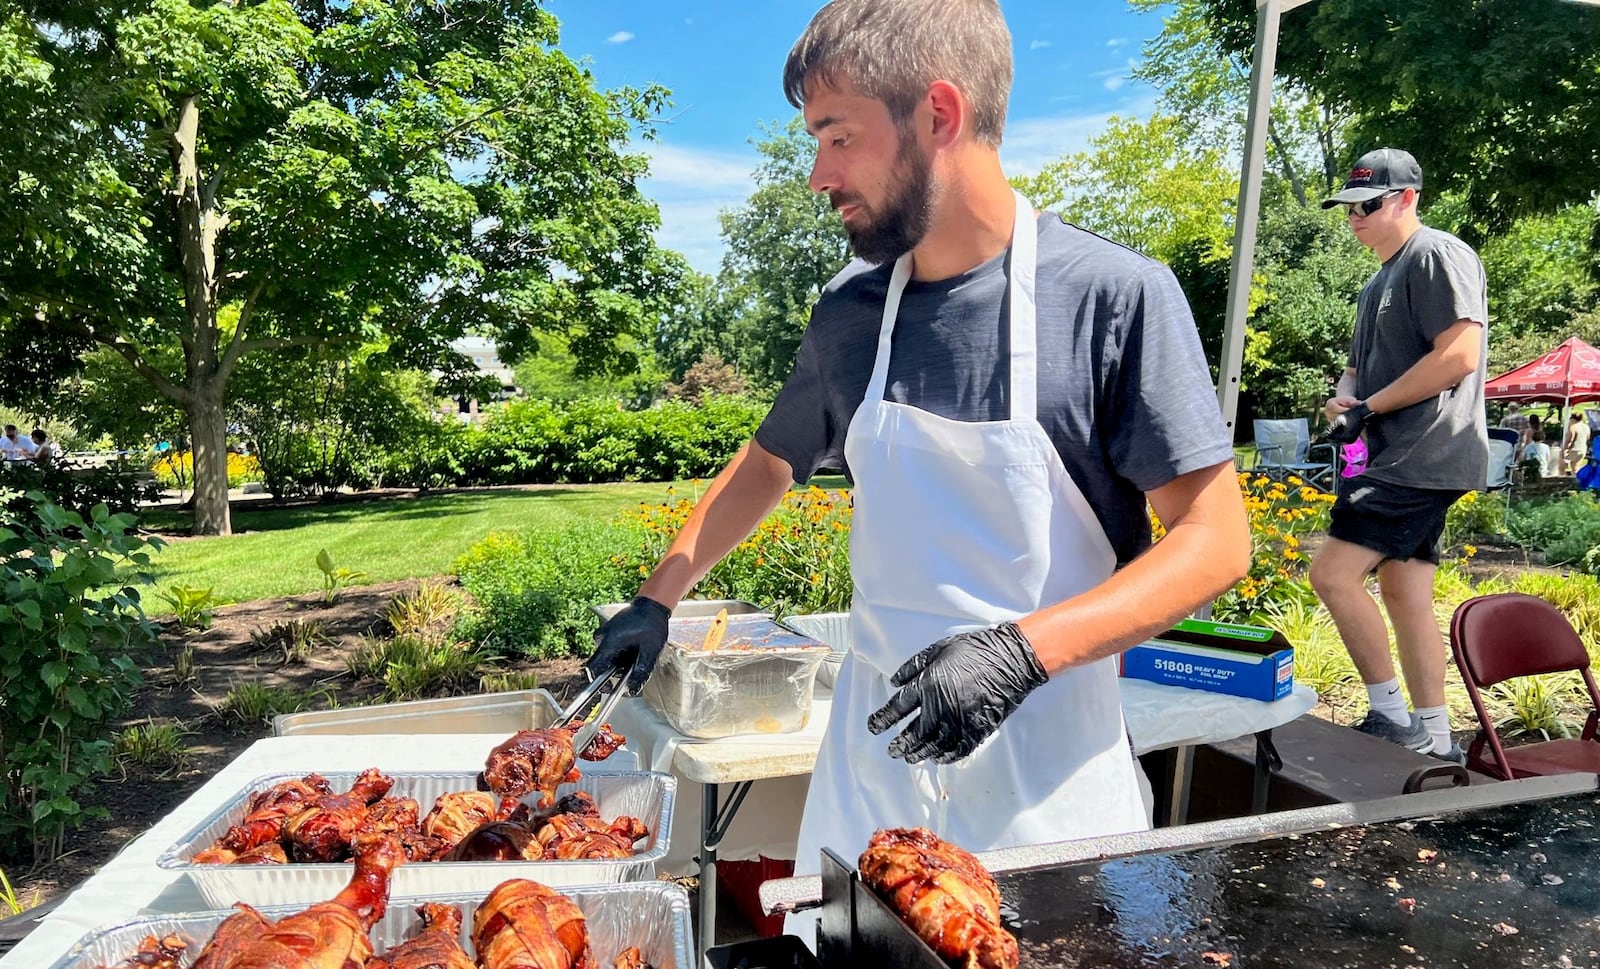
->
[2,425,14,435]
[783,0,1013,148]
[30,428,45,444]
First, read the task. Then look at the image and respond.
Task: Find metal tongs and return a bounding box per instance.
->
[554,662,629,757]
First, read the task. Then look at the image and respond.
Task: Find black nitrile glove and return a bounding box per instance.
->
[1327,401,1374,445]
[587,595,672,695]
[866,621,1048,765]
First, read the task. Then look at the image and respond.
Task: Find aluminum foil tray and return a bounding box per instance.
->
[45,881,692,969]
[644,616,831,739]
[269,691,641,770]
[156,770,675,908]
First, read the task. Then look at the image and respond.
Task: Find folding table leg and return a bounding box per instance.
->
[698,780,754,961]
[1252,730,1282,814]
[1166,744,1195,826]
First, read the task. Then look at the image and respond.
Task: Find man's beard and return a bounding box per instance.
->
[834,133,934,266]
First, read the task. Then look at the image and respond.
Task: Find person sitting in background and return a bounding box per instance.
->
[1523,424,1554,479]
[28,428,60,464]
[1,424,37,462]
[1499,402,1531,460]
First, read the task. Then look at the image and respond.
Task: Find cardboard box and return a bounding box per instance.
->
[1120,618,1294,701]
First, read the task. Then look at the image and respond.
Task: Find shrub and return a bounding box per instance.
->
[1204,473,1331,622]
[1442,490,1507,548]
[454,520,639,659]
[386,581,460,637]
[479,670,542,693]
[151,451,265,489]
[1508,492,1600,566]
[0,492,162,863]
[346,633,489,700]
[614,485,854,616]
[465,395,767,486]
[220,682,336,725]
[0,457,161,521]
[379,636,489,701]
[113,719,191,777]
[250,619,336,665]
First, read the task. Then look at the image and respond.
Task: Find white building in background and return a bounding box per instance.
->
[447,336,520,420]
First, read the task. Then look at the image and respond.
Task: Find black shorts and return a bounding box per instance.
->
[1328,478,1467,565]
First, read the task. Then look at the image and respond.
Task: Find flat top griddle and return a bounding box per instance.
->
[996,791,1600,968]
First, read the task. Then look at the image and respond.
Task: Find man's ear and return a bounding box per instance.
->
[925,79,965,149]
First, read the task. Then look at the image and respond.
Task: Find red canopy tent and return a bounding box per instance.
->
[1485,337,1600,405]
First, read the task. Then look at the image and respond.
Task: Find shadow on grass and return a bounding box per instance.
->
[138,486,624,535]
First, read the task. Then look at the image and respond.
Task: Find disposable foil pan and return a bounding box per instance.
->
[45,881,692,969]
[269,691,641,770]
[156,770,675,908]
[643,616,830,739]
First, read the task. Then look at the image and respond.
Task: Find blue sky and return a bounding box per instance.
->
[547,1,1167,273]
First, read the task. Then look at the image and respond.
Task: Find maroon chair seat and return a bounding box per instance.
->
[1450,593,1600,781]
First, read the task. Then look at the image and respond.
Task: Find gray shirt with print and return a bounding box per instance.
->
[754,213,1235,567]
[1347,225,1489,491]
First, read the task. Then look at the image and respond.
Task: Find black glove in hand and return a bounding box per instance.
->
[1327,401,1374,445]
[866,621,1048,765]
[587,595,672,695]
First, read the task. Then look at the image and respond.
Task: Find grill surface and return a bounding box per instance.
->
[808,776,1600,969]
[1000,791,1600,968]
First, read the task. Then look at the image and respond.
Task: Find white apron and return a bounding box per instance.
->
[788,191,1149,935]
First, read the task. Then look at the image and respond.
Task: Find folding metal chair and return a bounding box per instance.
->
[1251,418,1336,490]
[1450,593,1600,780]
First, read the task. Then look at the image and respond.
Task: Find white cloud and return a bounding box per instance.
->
[639,142,760,274]
[1092,57,1140,92]
[1107,37,1129,48]
[606,30,634,44]
[1029,39,1052,50]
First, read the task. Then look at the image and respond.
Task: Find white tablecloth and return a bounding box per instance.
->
[0,733,513,969]
[1,684,1318,966]
[606,681,1318,870]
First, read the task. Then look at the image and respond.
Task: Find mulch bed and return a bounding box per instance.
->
[9,579,589,910]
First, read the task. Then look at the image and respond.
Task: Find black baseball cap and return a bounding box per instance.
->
[1320,148,1423,209]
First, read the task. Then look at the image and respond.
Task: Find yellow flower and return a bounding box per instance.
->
[1463,544,1478,558]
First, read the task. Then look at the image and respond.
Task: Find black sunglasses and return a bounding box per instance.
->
[1342,190,1401,217]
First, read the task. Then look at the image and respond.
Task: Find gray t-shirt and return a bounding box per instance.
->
[1347,225,1489,491]
[755,213,1234,566]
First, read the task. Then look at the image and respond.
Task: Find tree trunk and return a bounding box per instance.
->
[170,93,232,536]
[187,391,231,536]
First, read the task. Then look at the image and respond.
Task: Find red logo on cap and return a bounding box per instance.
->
[1348,167,1374,183]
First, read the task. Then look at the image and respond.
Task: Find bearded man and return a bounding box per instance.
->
[588,0,1250,937]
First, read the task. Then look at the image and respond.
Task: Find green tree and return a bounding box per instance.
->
[1010,113,1237,265]
[0,0,678,534]
[1130,0,1348,207]
[718,118,849,389]
[1480,205,1600,349]
[1197,0,1600,236]
[1243,195,1375,420]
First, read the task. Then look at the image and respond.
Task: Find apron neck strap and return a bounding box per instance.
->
[865,190,1040,421]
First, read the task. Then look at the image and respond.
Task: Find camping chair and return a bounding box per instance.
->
[1449,593,1600,780]
[1485,427,1518,497]
[1251,418,1336,491]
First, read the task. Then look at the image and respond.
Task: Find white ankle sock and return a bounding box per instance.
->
[1415,705,1451,753]
[1366,678,1410,726]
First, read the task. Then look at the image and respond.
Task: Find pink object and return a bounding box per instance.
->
[1340,439,1368,477]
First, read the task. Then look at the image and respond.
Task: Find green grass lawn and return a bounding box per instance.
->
[134,483,690,605]
[134,477,852,607]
